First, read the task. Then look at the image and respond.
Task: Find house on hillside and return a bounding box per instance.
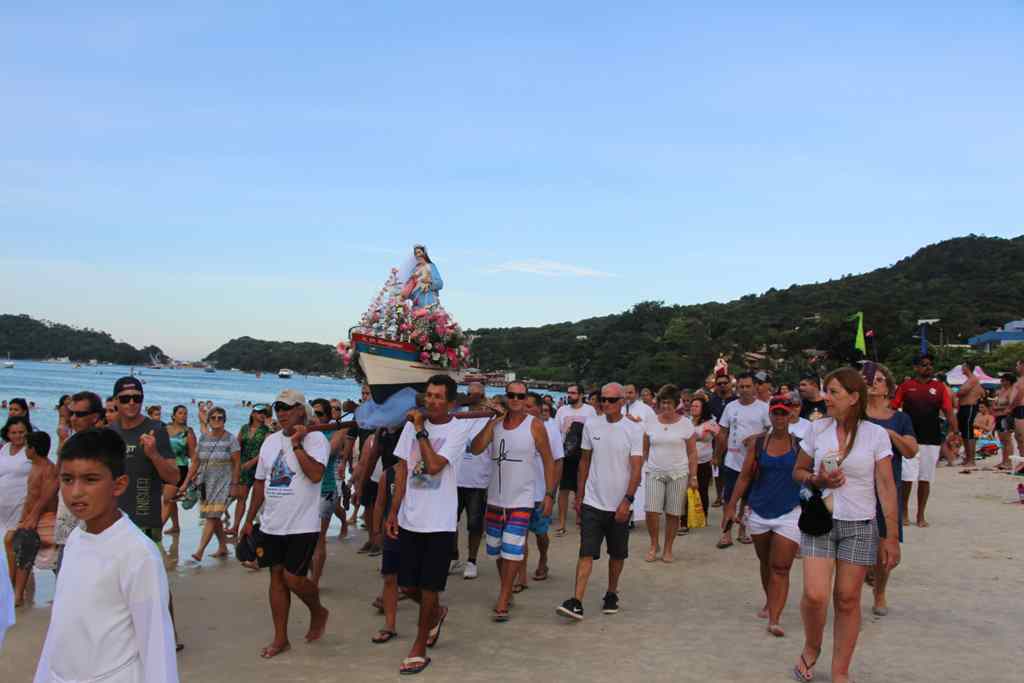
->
[967,320,1024,353]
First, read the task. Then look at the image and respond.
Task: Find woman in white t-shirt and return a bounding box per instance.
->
[642,385,698,563]
[791,368,900,683]
[689,396,718,520]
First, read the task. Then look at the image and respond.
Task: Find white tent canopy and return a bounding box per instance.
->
[945,364,1000,387]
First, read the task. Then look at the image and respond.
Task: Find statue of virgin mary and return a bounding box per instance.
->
[397,244,443,308]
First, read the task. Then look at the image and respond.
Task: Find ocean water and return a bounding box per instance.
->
[0,360,366,437]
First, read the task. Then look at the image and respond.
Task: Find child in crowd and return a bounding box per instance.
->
[9,432,57,606]
[33,428,179,683]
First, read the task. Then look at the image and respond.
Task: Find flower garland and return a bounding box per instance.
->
[337,268,472,370]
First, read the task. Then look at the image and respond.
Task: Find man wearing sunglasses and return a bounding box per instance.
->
[556,382,642,621]
[107,377,178,543]
[469,382,555,621]
[891,353,957,528]
[240,389,330,659]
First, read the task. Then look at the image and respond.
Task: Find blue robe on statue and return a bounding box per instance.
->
[410,263,443,308]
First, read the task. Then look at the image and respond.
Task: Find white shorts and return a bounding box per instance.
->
[902,444,940,483]
[745,506,801,545]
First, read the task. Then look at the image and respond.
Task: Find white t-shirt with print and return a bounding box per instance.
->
[694,419,719,464]
[581,416,643,512]
[394,418,477,533]
[555,403,597,435]
[457,417,493,489]
[533,419,564,503]
[802,419,892,521]
[720,400,771,472]
[255,430,330,535]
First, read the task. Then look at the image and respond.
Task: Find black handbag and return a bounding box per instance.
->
[798,486,833,536]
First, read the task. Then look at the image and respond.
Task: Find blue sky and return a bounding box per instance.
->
[3,3,1022,359]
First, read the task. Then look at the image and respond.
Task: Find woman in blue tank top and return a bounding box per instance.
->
[723,395,803,637]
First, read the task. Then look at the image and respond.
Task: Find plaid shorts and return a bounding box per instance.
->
[801,518,878,566]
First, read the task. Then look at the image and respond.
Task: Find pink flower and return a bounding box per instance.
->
[412,308,429,319]
[435,343,446,354]
[336,341,347,353]
[446,348,458,365]
[420,352,431,363]
[435,324,446,337]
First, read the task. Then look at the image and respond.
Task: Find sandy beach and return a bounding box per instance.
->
[3,465,1020,682]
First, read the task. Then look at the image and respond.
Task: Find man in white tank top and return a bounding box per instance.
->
[469,382,555,621]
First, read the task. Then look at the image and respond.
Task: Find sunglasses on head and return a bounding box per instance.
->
[599,396,622,403]
[273,401,297,413]
[117,394,143,404]
[69,409,98,418]
[506,392,527,400]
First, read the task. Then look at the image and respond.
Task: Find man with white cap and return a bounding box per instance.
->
[240,389,330,659]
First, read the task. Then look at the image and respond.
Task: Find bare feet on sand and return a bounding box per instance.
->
[305,607,329,642]
[260,641,291,659]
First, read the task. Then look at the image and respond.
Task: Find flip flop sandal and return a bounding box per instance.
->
[555,528,567,537]
[716,540,733,549]
[792,649,819,682]
[400,656,431,675]
[533,568,549,581]
[426,608,447,648]
[372,597,384,612]
[492,609,510,622]
[738,535,754,544]
[512,584,528,594]
[372,630,398,643]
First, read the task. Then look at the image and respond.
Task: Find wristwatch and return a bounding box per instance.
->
[416,429,430,440]
[623,493,635,503]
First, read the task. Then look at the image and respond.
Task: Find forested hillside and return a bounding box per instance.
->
[469,235,1024,387]
[0,314,167,365]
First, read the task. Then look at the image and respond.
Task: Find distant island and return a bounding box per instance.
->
[0,314,168,366]
[5,234,1023,387]
[204,336,345,375]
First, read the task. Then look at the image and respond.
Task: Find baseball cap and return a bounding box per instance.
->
[113,376,143,396]
[768,396,790,414]
[754,371,771,384]
[274,389,306,407]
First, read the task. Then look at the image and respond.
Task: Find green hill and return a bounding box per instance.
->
[204,336,345,375]
[0,314,168,365]
[469,234,1024,387]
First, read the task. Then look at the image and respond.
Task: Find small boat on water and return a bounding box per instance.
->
[204,367,216,373]
[3,353,13,369]
[278,368,294,379]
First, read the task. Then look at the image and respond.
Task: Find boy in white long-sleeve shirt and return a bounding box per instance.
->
[34,428,178,683]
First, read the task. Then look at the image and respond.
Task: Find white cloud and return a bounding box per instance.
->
[486,259,616,278]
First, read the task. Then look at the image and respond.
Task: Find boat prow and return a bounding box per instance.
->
[351,333,463,403]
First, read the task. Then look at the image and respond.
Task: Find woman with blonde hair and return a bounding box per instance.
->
[791,368,900,682]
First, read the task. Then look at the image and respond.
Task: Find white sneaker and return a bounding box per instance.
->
[463,561,478,580]
[448,560,465,575]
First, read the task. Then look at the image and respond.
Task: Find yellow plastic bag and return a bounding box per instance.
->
[687,488,706,529]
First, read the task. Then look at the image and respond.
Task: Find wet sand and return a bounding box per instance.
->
[3,466,1021,682]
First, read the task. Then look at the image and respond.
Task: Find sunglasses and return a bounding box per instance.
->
[273,401,297,413]
[506,392,527,400]
[209,415,225,422]
[69,409,98,418]
[599,396,622,403]
[117,394,144,404]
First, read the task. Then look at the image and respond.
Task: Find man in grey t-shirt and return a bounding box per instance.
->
[107,377,177,538]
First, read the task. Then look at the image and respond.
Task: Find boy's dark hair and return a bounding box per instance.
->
[27,431,51,457]
[426,374,458,401]
[1,416,32,441]
[735,371,755,382]
[60,428,127,478]
[9,397,29,413]
[311,398,332,416]
[526,391,543,408]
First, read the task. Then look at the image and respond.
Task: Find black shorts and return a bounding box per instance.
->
[560,454,580,492]
[457,487,487,534]
[398,527,454,593]
[381,534,401,576]
[578,504,629,560]
[996,415,1013,433]
[361,479,379,508]
[255,531,318,576]
[1014,406,1024,420]
[957,404,979,440]
[176,465,189,487]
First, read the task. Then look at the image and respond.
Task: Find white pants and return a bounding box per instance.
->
[746,506,801,545]
[902,444,940,482]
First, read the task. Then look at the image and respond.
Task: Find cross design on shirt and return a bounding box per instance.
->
[492,437,522,495]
